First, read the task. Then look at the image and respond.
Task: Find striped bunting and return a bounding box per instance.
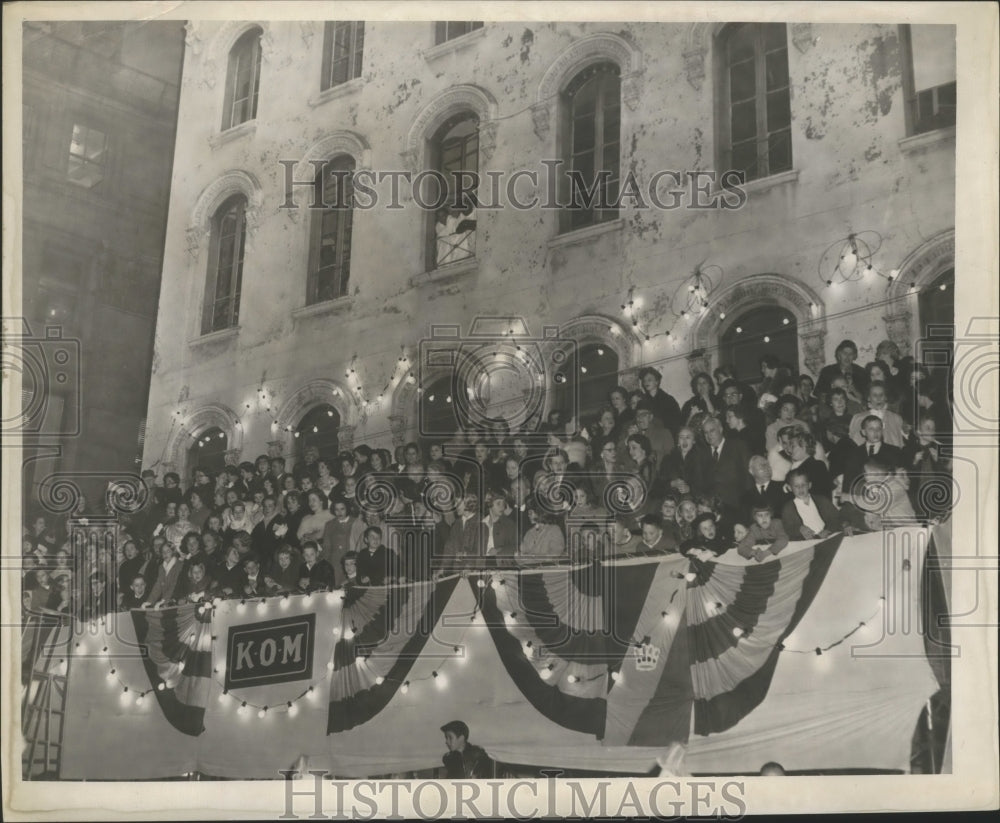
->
[688,533,844,734]
[327,577,459,733]
[131,603,213,736]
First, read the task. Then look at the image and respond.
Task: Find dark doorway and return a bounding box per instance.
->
[720,306,799,386]
[188,426,228,479]
[295,404,340,464]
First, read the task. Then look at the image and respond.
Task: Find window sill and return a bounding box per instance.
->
[308,77,364,108]
[422,26,486,61]
[737,168,799,195]
[548,218,624,250]
[188,326,239,349]
[898,126,956,155]
[208,121,257,150]
[292,297,355,323]
[412,256,478,286]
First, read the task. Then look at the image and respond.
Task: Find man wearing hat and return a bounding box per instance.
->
[638,367,682,437]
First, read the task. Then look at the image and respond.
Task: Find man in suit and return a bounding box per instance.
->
[718,380,766,443]
[741,455,791,521]
[240,556,266,597]
[299,541,337,591]
[849,381,907,447]
[482,493,518,557]
[841,414,904,497]
[444,494,484,560]
[702,416,752,521]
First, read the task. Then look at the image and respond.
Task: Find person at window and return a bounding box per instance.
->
[199,530,224,572]
[816,386,859,444]
[444,493,483,559]
[116,539,148,604]
[718,379,766,444]
[607,518,642,556]
[607,386,635,437]
[177,530,204,563]
[568,484,606,524]
[269,456,291,491]
[120,575,149,611]
[637,367,682,437]
[875,340,912,396]
[681,512,731,557]
[223,499,255,543]
[517,503,565,563]
[434,204,476,267]
[299,540,337,591]
[681,372,718,425]
[441,720,496,779]
[899,364,952,435]
[714,366,759,411]
[781,468,848,541]
[816,339,869,404]
[849,381,907,447]
[737,505,790,561]
[215,546,245,598]
[623,434,658,517]
[589,407,618,446]
[702,416,752,522]
[841,414,905,497]
[186,489,212,531]
[321,498,365,583]
[756,355,792,413]
[282,492,307,549]
[865,362,899,413]
[251,495,285,567]
[797,374,822,427]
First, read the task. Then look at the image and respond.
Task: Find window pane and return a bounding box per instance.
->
[730,61,756,101]
[573,115,596,152]
[910,24,956,90]
[763,23,786,50]
[768,129,792,173]
[602,140,620,175]
[732,140,757,176]
[765,49,789,90]
[728,24,755,62]
[766,87,791,131]
[731,99,757,142]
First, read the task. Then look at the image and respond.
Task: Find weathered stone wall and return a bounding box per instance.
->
[144,21,954,478]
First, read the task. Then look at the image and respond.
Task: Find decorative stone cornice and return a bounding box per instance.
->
[188,170,264,257]
[403,85,499,174]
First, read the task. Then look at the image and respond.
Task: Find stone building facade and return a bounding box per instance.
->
[143,20,955,480]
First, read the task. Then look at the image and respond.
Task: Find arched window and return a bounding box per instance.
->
[900,25,956,135]
[918,268,954,385]
[420,376,460,438]
[322,21,365,90]
[562,62,621,231]
[717,23,791,182]
[222,27,262,130]
[308,156,355,304]
[720,306,799,386]
[202,194,247,334]
[294,404,341,465]
[188,426,228,478]
[554,343,621,422]
[428,112,479,270]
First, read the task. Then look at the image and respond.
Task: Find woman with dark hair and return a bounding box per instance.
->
[680,372,717,424]
[764,394,809,451]
[589,406,618,443]
[865,361,899,412]
[316,460,339,497]
[282,492,306,550]
[900,364,952,434]
[178,530,203,562]
[517,503,565,562]
[681,512,731,556]
[658,426,708,498]
[625,433,658,514]
[186,488,211,530]
[608,385,635,435]
[786,430,833,499]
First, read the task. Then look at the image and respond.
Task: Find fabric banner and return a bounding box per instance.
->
[60,526,943,778]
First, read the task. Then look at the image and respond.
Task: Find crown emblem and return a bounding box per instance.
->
[634,643,661,672]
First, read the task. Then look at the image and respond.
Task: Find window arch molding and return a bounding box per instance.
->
[164,402,244,481]
[681,21,813,90]
[882,228,954,352]
[401,85,498,174]
[691,274,828,376]
[532,32,642,138]
[274,378,361,456]
[187,170,264,262]
[201,22,274,90]
[293,131,371,185]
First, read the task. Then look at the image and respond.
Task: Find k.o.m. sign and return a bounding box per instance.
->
[225,613,316,689]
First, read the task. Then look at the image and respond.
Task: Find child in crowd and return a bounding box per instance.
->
[737,505,790,561]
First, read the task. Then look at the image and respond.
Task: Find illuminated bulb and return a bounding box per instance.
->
[732,627,745,638]
[306,686,316,700]
[684,572,696,582]
[782,317,789,325]
[763,336,770,343]
[258,707,267,718]
[100,646,109,656]
[327,409,334,417]
[331,626,341,637]
[107,669,116,682]
[287,702,298,718]
[215,662,226,675]
[294,432,301,438]
[326,660,335,671]
[280,596,290,610]
[567,674,580,684]
[540,667,553,680]
[841,249,858,274]
[157,682,166,691]
[136,694,145,706]
[888,269,898,280]
[504,612,516,627]
[237,601,247,614]
[719,312,726,320]
[375,675,385,685]
[476,578,486,589]
[428,394,435,402]
[433,671,447,689]
[401,681,409,694]
[490,578,501,591]
[735,326,743,334]
[597,347,604,355]
[120,688,131,705]
[580,366,588,374]
[610,671,621,682]
[177,660,186,673]
[939,282,947,291]
[238,702,247,716]
[522,641,533,657]
[445,396,452,404]
[406,374,416,384]
[257,599,268,613]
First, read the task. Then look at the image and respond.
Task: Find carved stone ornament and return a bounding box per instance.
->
[800,331,827,377]
[531,103,550,138]
[267,440,285,459]
[791,23,815,53]
[882,310,913,353]
[337,425,356,453]
[621,72,642,111]
[683,49,706,91]
[388,414,408,447]
[224,448,242,466]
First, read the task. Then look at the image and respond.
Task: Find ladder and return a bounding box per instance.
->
[21,610,73,779]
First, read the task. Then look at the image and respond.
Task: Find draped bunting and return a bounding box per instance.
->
[60,526,943,778]
[131,604,214,736]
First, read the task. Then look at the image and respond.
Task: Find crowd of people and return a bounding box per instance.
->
[21,337,953,619]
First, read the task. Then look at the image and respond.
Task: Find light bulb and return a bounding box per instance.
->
[287,702,299,718]
[258,707,267,718]
[218,690,228,703]
[841,249,857,274]
[375,675,385,685]
[401,681,409,694]
[540,667,553,680]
